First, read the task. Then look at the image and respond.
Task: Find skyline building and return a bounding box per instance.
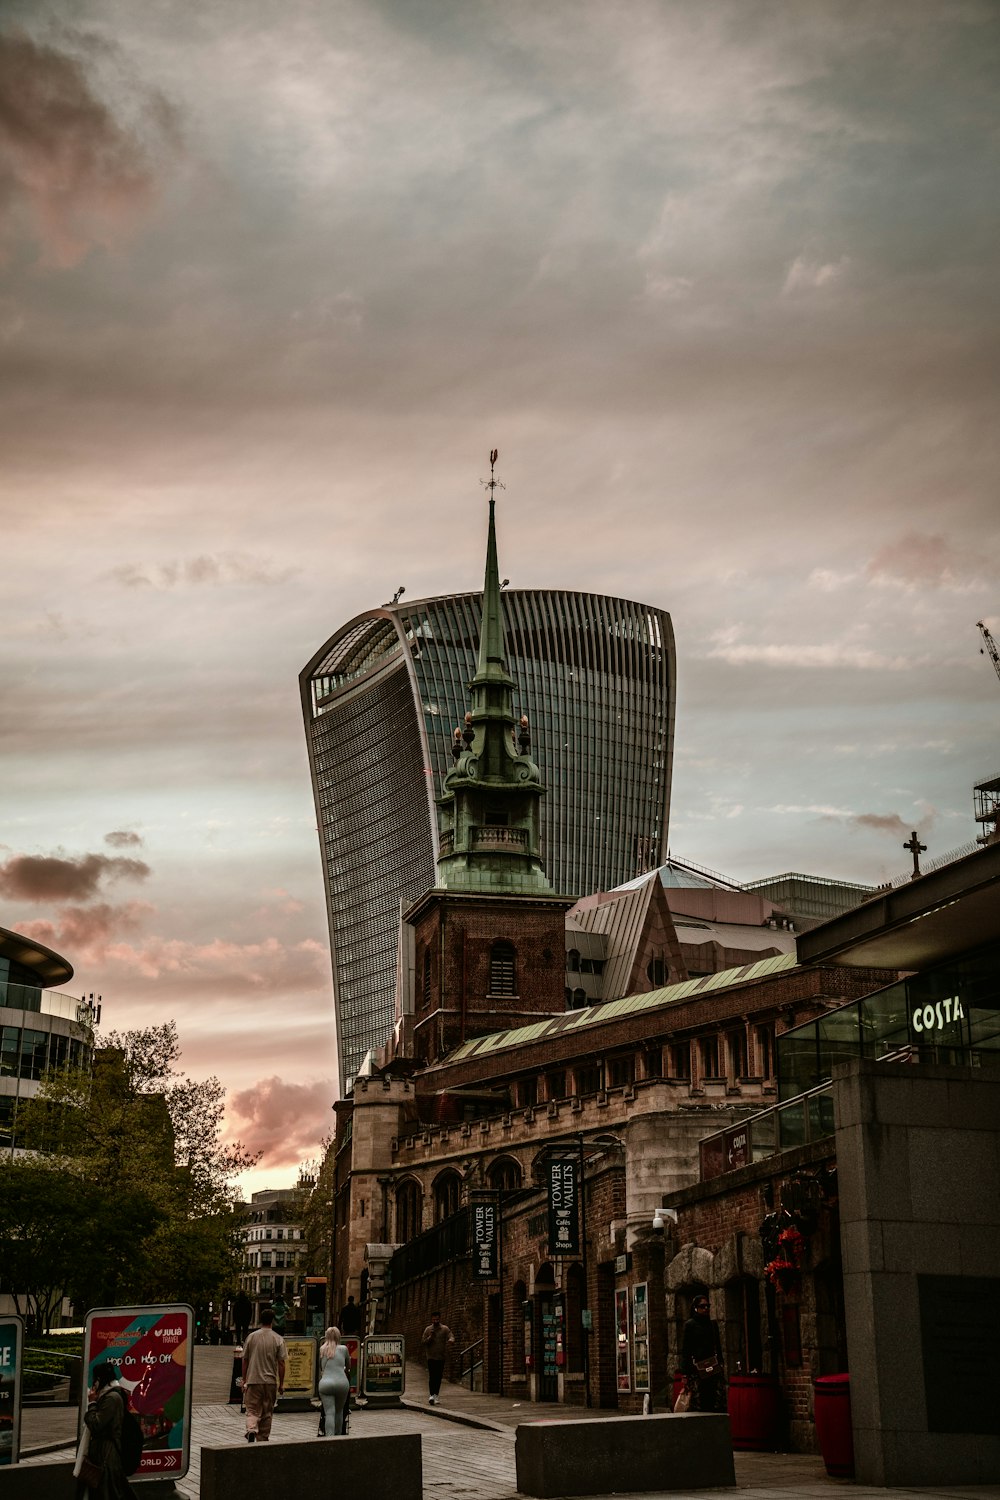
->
[300,546,676,1092]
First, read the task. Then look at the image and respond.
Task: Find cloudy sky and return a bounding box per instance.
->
[1,0,997,1194]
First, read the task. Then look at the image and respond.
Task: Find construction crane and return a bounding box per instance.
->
[977,619,1000,686]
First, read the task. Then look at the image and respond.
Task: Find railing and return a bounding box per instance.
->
[0,980,95,1027]
[699,1081,836,1182]
[22,1349,83,1407]
[471,826,527,851]
[387,1207,469,1289]
[457,1338,484,1391]
[438,830,454,857]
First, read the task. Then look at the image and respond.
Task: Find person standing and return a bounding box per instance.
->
[681,1294,725,1412]
[338,1294,361,1335]
[318,1326,351,1435]
[241,1308,286,1442]
[75,1363,137,1500]
[421,1310,454,1405]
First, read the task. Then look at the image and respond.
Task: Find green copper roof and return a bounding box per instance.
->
[444,952,800,1062]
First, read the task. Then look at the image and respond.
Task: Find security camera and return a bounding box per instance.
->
[652,1207,677,1232]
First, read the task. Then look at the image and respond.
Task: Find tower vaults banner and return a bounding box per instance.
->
[472,1200,498,1279]
[547,1158,579,1256]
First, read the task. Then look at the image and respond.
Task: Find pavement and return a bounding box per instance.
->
[16,1346,1000,1500]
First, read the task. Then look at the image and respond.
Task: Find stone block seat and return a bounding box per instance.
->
[515,1412,735,1497]
[200,1431,421,1500]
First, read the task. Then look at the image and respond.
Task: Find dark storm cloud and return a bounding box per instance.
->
[0,28,183,266]
[0,851,151,901]
[104,830,144,848]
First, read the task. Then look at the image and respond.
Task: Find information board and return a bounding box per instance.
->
[283,1337,318,1401]
[0,1315,23,1468]
[83,1304,194,1482]
[615,1288,631,1393]
[362,1335,405,1397]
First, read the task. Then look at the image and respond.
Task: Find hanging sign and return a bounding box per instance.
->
[0,1315,23,1467]
[547,1158,580,1257]
[83,1304,194,1481]
[471,1200,498,1279]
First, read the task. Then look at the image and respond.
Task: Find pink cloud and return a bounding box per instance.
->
[18,901,155,960]
[227,1076,335,1163]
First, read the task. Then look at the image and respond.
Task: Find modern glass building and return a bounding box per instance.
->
[301,589,676,1091]
[0,924,95,1153]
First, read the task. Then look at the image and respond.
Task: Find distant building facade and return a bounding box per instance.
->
[238,1187,309,1328]
[302,580,676,1091]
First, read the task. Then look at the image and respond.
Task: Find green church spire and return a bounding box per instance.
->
[436,453,552,894]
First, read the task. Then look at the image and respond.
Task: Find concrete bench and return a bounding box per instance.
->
[0,1459,77,1499]
[515,1413,735,1496]
[200,1431,422,1500]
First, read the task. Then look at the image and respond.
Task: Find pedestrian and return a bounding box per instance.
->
[241,1307,287,1443]
[318,1325,351,1435]
[233,1291,253,1344]
[338,1294,361,1335]
[74,1362,137,1500]
[421,1309,454,1405]
[680,1293,725,1412]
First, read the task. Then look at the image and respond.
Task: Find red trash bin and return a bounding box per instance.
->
[814,1374,854,1477]
[728,1374,781,1450]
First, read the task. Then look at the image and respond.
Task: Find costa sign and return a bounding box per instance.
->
[911,996,965,1034]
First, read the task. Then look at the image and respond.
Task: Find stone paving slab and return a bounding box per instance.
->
[16,1347,1000,1499]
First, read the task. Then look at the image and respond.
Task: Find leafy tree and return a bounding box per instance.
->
[297,1138,335,1281]
[16,1021,259,1319]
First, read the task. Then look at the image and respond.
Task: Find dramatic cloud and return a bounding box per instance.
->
[104,830,143,848]
[227,1076,335,1162]
[0,28,182,266]
[0,851,151,902]
[109,554,297,590]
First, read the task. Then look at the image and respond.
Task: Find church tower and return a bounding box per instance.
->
[406,459,574,1064]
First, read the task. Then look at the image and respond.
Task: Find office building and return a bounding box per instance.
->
[301,581,675,1091]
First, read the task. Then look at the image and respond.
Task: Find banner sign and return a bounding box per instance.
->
[547,1158,580,1257]
[283,1337,317,1400]
[471,1200,498,1279]
[83,1304,194,1481]
[0,1315,23,1468]
[362,1335,405,1397]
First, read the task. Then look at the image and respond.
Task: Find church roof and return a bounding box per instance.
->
[444,951,798,1063]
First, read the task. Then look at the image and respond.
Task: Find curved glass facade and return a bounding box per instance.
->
[301,589,675,1091]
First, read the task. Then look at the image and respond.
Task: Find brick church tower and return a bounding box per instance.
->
[407,464,574,1065]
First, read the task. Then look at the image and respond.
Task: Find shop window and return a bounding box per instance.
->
[490,941,517,996]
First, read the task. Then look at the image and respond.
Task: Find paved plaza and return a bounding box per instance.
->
[16,1347,1000,1500]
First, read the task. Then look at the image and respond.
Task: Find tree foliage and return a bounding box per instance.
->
[13,1021,259,1327]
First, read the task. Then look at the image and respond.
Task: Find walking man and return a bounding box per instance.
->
[421,1309,454,1405]
[241,1307,286,1442]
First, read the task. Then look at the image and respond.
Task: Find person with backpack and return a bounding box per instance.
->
[75,1362,141,1499]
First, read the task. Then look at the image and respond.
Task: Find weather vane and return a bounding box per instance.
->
[480,448,505,500]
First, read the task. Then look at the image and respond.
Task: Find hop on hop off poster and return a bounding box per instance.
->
[83,1305,194,1480]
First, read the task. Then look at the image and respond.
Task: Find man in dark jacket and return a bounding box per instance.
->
[681,1294,725,1412]
[421,1310,454,1405]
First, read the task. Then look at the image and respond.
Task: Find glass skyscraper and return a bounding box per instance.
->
[301,589,676,1091]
